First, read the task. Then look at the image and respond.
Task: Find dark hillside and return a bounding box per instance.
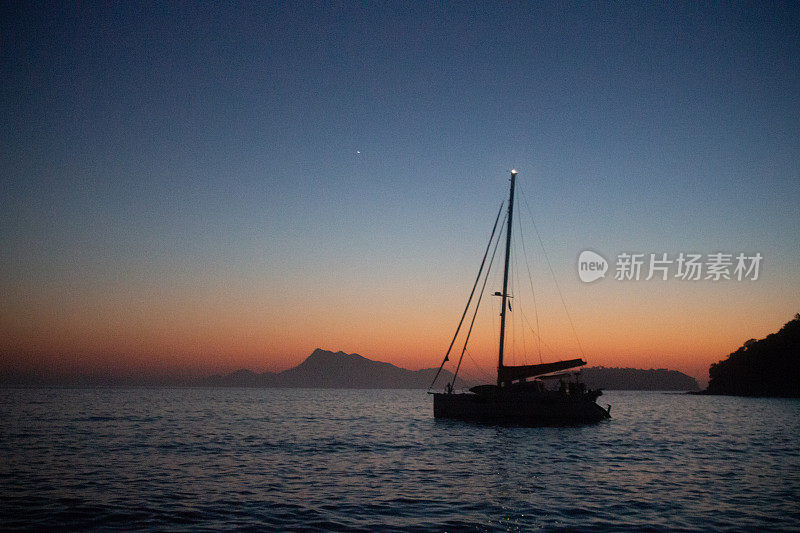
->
[706,315,800,397]
[582,367,699,391]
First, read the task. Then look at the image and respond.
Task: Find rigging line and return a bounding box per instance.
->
[516,203,543,363]
[514,248,522,364]
[513,243,522,364]
[508,244,514,366]
[514,216,530,365]
[429,202,505,390]
[451,211,505,387]
[518,183,586,359]
[464,348,494,383]
[511,241,520,365]
[518,306,559,357]
[490,273,500,350]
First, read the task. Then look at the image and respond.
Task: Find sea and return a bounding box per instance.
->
[1,389,798,531]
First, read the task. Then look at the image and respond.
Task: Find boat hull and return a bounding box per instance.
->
[433,391,610,426]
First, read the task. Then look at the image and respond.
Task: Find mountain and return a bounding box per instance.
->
[704,314,800,397]
[1,349,704,390]
[205,349,700,391]
[204,349,470,389]
[581,367,699,391]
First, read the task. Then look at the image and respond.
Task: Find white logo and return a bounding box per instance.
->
[578,251,608,283]
[577,251,762,282]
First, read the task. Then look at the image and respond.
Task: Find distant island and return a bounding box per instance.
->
[205,349,699,391]
[580,367,699,391]
[0,348,701,390]
[203,349,471,389]
[701,314,800,397]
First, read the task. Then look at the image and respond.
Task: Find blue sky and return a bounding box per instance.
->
[2,2,798,379]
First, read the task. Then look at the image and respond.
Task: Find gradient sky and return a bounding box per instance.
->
[2,2,799,384]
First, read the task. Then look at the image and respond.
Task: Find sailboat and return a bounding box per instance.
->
[431,170,610,426]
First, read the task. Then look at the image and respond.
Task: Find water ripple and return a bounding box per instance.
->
[1,389,799,530]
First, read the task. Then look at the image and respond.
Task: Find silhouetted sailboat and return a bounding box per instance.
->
[431,170,610,425]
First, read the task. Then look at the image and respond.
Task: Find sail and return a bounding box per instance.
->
[498,358,586,384]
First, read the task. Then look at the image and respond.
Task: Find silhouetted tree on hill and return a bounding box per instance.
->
[706,314,800,397]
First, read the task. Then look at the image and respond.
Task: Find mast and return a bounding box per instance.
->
[497,169,517,387]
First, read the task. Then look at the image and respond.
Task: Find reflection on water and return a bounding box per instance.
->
[1,389,799,530]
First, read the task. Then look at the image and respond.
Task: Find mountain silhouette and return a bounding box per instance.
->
[204,349,471,389]
[205,349,700,391]
[581,367,699,391]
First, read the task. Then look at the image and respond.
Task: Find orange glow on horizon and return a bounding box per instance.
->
[2,243,796,387]
[2,268,796,386]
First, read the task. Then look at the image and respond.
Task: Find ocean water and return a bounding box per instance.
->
[1,389,799,531]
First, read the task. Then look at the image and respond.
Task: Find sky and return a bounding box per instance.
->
[2,2,799,384]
